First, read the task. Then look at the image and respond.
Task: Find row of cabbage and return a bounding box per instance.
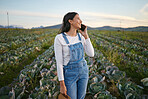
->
[0,29,51,43]
[0,29,35,52]
[109,34,148,48]
[91,32,148,57]
[0,34,55,70]
[0,45,147,98]
[85,49,148,99]
[95,33,148,66]
[0,45,59,99]
[94,30,148,48]
[0,29,32,41]
[0,29,54,54]
[90,33,148,75]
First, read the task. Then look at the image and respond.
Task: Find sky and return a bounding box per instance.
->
[0,0,148,28]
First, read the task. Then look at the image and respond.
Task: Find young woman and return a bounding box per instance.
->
[54,12,94,99]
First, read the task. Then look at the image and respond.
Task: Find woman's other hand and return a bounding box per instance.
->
[60,80,67,95]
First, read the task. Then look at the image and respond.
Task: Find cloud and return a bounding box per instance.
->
[0,10,148,28]
[79,11,148,28]
[0,9,63,28]
[140,3,148,16]
[0,9,138,22]
[80,12,136,21]
[0,9,61,18]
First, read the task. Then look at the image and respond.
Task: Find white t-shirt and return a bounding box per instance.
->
[54,32,94,81]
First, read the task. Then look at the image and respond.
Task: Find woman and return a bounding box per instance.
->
[54,12,94,99]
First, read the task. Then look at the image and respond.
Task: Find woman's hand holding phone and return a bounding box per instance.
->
[79,24,89,39]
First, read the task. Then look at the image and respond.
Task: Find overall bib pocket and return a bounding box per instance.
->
[64,67,79,84]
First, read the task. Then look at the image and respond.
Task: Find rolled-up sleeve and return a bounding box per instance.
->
[54,36,64,81]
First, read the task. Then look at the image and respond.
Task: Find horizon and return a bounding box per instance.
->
[1,23,148,29]
[0,0,148,28]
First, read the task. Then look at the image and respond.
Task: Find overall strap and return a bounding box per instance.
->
[62,32,70,44]
[62,32,81,44]
[77,33,81,41]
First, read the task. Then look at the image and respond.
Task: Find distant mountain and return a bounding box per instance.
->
[0,25,24,29]
[95,26,123,31]
[43,24,148,32]
[31,26,44,29]
[1,24,148,32]
[0,25,5,28]
[43,24,62,29]
[43,24,96,30]
[124,26,148,32]
[96,26,148,32]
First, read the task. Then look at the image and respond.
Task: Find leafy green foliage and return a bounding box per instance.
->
[0,29,147,98]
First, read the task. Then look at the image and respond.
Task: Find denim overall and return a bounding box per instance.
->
[62,32,89,99]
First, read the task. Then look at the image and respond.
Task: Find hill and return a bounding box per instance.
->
[43,24,148,32]
[1,24,148,32]
[0,25,24,29]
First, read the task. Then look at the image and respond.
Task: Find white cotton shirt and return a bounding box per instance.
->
[54,32,94,81]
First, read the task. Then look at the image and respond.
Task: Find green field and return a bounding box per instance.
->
[0,28,148,99]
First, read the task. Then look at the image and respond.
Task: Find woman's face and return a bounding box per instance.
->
[70,14,82,29]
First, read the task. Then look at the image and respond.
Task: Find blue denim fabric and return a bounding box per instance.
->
[62,32,89,99]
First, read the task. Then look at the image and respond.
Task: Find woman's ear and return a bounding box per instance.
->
[68,19,73,25]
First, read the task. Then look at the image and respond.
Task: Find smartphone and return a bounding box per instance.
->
[80,24,86,31]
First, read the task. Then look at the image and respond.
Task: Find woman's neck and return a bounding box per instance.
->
[65,27,77,37]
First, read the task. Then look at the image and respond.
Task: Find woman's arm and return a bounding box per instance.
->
[80,26,94,57]
[54,35,67,95]
[84,38,94,57]
[54,35,64,81]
